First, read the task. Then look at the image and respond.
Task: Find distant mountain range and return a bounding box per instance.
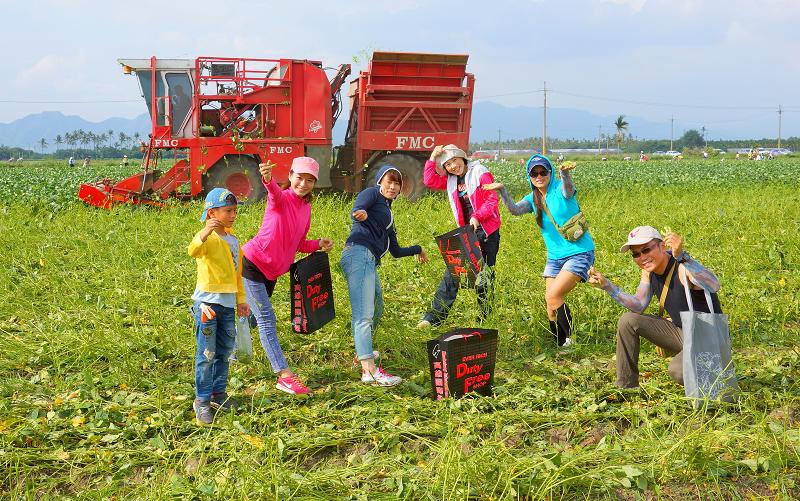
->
[0,111,151,151]
[0,102,788,151]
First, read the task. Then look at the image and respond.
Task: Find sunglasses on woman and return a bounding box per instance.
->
[529,169,550,178]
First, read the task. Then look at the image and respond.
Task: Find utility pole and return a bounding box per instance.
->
[669,117,675,151]
[701,126,706,148]
[778,105,783,148]
[497,128,502,159]
[542,81,547,155]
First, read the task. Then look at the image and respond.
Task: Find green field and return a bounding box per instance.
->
[1,159,798,499]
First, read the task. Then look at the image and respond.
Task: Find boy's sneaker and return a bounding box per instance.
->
[416,319,432,329]
[210,392,238,412]
[193,399,213,425]
[276,374,310,395]
[362,367,402,387]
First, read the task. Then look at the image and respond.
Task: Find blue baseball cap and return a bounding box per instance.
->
[526,154,554,176]
[200,187,238,222]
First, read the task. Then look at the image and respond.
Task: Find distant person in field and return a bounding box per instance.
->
[587,226,722,388]
[69,156,75,168]
[484,155,594,347]
[241,158,333,396]
[341,165,429,386]
[417,144,501,328]
[83,157,90,168]
[122,154,129,166]
[187,188,250,425]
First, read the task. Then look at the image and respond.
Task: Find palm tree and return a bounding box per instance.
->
[77,129,90,151]
[614,115,629,152]
[39,138,48,154]
[55,134,63,152]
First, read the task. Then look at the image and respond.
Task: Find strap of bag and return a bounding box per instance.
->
[539,194,562,231]
[658,261,676,318]
[678,264,715,314]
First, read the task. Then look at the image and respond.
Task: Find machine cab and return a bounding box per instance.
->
[118,58,194,139]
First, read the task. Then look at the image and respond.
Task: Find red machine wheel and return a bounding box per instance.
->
[203,155,265,202]
[368,154,426,202]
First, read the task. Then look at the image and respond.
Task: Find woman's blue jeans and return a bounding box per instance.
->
[243,277,289,373]
[193,301,236,401]
[339,244,384,360]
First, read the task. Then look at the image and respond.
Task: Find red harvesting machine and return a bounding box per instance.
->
[78,52,474,207]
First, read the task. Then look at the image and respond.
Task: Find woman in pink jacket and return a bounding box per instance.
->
[241,157,333,395]
[417,144,501,327]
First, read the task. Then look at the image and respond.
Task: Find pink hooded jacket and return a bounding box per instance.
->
[242,177,321,280]
[423,159,501,236]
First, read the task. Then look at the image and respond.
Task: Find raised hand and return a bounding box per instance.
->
[259,160,276,182]
[352,209,368,222]
[663,231,684,259]
[559,161,577,172]
[430,145,445,161]
[482,182,504,191]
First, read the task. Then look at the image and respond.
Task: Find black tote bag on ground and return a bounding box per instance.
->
[427,328,498,400]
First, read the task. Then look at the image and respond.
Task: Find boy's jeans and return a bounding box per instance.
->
[243,277,289,373]
[339,244,384,360]
[193,301,236,401]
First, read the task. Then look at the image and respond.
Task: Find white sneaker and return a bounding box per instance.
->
[562,337,574,347]
[416,319,432,329]
[362,367,402,387]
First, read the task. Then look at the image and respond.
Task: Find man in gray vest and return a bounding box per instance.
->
[588,226,722,388]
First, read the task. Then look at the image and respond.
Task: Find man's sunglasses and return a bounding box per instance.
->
[631,243,658,259]
[529,169,550,178]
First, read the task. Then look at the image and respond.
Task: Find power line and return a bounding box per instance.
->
[477,86,798,111]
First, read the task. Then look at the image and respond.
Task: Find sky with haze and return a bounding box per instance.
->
[3,0,798,139]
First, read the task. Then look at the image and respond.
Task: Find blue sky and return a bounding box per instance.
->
[3,0,798,138]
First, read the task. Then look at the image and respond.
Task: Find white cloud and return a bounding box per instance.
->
[15,50,89,86]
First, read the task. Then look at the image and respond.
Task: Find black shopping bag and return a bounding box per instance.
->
[427,328,498,400]
[434,226,484,287]
[289,252,335,333]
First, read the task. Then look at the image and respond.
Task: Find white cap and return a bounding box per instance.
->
[435,144,468,175]
[619,226,663,253]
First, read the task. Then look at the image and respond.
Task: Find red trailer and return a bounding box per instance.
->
[78,52,474,207]
[333,52,474,200]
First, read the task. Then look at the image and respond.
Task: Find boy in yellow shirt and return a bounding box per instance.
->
[187,188,250,425]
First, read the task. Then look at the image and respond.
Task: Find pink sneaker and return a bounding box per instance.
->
[276,374,310,395]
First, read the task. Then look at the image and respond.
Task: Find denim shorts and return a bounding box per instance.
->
[542,250,595,282]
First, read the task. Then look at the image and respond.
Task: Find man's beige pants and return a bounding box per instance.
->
[616,311,684,388]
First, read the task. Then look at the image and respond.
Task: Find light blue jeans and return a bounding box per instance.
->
[340,244,384,360]
[243,277,289,373]
[193,301,236,401]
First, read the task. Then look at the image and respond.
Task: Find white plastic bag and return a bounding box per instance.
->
[233,316,253,364]
[679,266,738,408]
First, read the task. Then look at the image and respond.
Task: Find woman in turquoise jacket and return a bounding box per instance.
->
[484,154,594,347]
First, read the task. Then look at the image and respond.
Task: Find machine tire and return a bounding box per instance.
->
[203,155,265,202]
[367,153,426,202]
